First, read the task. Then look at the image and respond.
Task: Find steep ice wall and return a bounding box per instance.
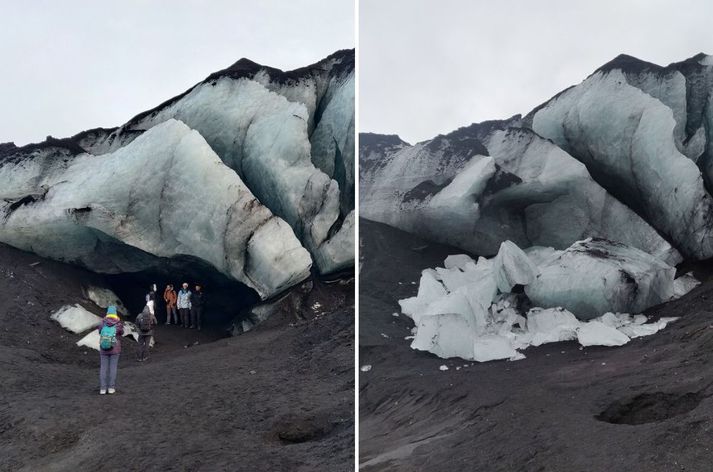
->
[530,67,713,259]
[0,119,312,299]
[310,73,356,214]
[120,51,355,274]
[587,54,713,165]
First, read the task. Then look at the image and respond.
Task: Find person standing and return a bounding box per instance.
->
[98,305,123,395]
[135,303,157,362]
[190,284,205,330]
[145,284,156,317]
[164,284,178,325]
[177,282,192,328]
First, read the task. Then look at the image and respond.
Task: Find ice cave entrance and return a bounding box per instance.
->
[105,259,261,329]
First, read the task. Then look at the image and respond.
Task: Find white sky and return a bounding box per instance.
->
[0,0,353,145]
[360,0,713,143]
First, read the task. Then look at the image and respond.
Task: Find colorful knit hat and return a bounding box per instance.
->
[106,305,118,318]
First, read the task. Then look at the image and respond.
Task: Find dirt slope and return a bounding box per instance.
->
[0,243,354,471]
[359,218,713,472]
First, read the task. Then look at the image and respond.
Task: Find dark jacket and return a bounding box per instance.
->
[136,305,158,336]
[97,317,124,356]
[192,290,205,308]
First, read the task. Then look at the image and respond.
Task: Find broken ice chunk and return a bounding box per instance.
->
[493,241,537,293]
[577,321,630,347]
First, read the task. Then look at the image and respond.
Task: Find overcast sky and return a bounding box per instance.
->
[0,0,353,145]
[360,0,713,144]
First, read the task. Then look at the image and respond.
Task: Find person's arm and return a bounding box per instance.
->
[117,322,124,336]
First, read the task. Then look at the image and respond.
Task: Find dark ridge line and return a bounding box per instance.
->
[359,132,411,148]
[524,52,710,126]
[2,49,355,160]
[125,49,354,128]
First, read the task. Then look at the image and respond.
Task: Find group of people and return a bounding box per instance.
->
[96,281,206,395]
[162,282,205,330]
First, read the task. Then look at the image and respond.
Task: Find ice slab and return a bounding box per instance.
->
[493,241,537,293]
[85,286,128,316]
[577,321,630,347]
[526,238,675,319]
[673,272,701,299]
[51,305,102,334]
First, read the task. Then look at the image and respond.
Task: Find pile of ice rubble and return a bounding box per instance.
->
[50,287,148,351]
[399,238,699,362]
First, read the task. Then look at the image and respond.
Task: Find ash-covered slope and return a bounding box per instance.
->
[0,243,354,472]
[359,218,713,472]
[360,52,713,264]
[1,50,354,299]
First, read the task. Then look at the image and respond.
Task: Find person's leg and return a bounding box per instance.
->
[197,307,202,330]
[138,336,145,360]
[183,308,189,328]
[165,305,171,324]
[99,355,108,392]
[108,354,119,390]
[189,307,196,328]
[172,306,178,324]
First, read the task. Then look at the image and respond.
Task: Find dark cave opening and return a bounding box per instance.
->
[103,256,261,329]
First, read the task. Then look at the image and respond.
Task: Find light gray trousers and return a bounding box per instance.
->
[99,354,119,390]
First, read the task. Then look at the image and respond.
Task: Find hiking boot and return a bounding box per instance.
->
[99,389,107,395]
[108,388,116,394]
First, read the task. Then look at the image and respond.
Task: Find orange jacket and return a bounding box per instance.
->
[164,288,177,307]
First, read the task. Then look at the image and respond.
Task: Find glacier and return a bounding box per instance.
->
[363,52,713,363]
[361,52,713,263]
[0,119,312,299]
[0,50,354,298]
[530,65,713,260]
[77,51,355,274]
[360,123,680,264]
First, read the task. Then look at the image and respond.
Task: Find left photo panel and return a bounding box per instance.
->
[0,1,355,471]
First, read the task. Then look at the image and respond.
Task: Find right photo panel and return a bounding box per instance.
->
[358,1,713,470]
